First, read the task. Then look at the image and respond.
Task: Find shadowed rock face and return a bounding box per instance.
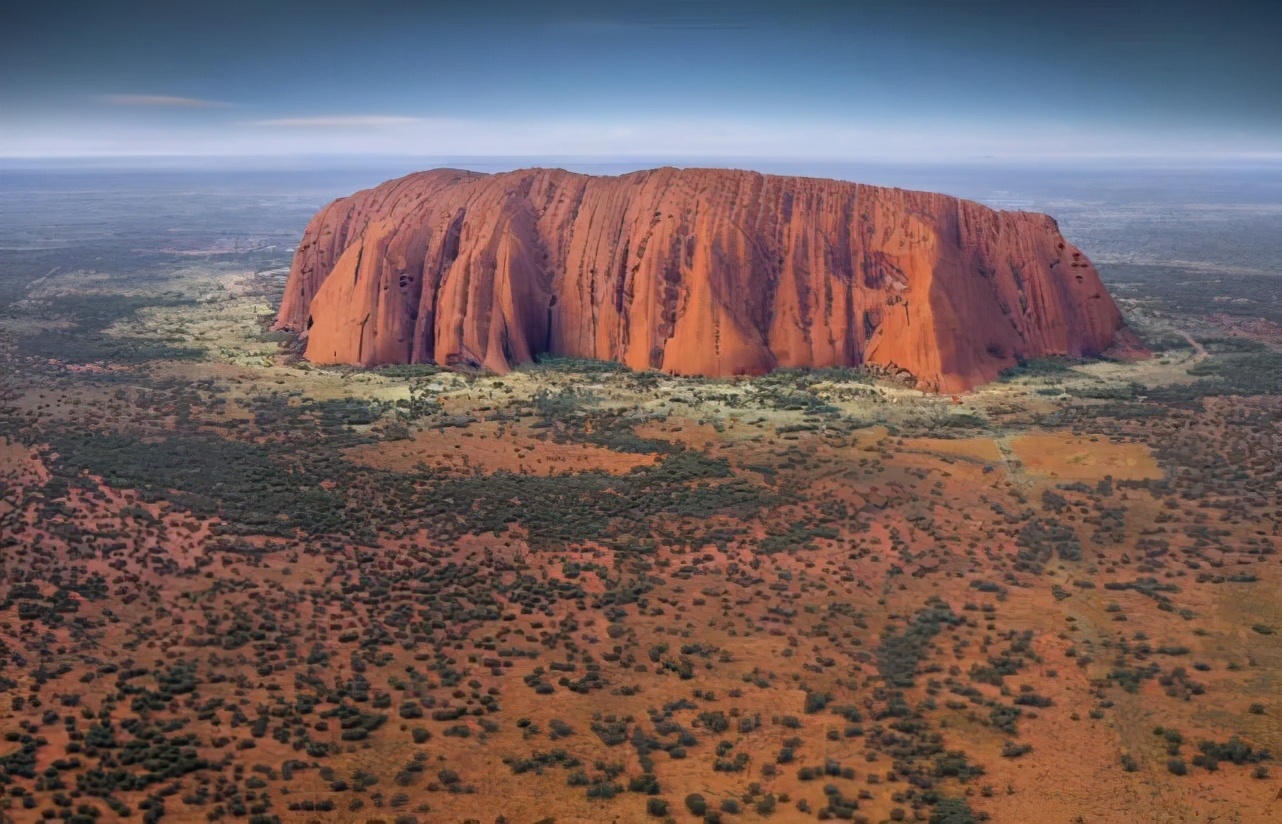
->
[276,167,1131,391]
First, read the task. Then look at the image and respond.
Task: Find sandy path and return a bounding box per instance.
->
[1178,329,1208,361]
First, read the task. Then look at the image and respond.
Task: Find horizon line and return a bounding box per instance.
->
[3,151,1281,167]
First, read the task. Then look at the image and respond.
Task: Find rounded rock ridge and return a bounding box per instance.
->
[275,166,1131,391]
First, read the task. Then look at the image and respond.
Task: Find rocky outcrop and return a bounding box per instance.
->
[276,167,1133,391]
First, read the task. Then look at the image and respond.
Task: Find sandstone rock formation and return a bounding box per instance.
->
[276,167,1132,391]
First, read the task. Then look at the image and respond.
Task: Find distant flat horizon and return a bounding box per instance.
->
[4,153,1281,172]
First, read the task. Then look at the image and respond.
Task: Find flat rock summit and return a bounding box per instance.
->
[277,167,1132,391]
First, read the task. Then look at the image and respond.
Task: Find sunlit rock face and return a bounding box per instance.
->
[276,167,1130,391]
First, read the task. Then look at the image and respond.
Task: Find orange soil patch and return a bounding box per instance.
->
[1010,431,1162,482]
[0,437,48,485]
[342,420,657,475]
[898,435,1004,465]
[634,418,744,450]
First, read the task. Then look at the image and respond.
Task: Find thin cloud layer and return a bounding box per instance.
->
[100,94,230,108]
[4,113,1278,162]
[249,116,428,128]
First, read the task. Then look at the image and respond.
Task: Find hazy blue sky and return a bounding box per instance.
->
[2,0,1278,161]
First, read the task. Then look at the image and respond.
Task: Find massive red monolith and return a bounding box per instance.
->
[276,167,1132,391]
